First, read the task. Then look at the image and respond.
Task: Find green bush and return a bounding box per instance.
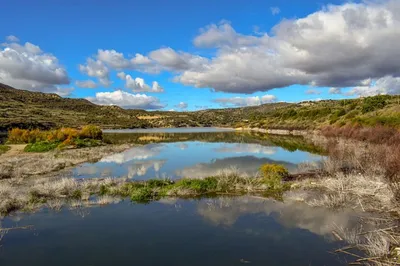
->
[79,125,103,140]
[24,141,60,152]
[130,187,157,203]
[345,110,359,119]
[70,189,82,199]
[335,109,346,117]
[362,95,388,113]
[260,164,289,190]
[260,164,289,178]
[0,145,10,155]
[175,177,218,193]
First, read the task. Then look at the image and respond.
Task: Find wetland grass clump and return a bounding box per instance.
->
[100,165,291,203]
[0,145,10,155]
[0,164,291,215]
[24,141,60,152]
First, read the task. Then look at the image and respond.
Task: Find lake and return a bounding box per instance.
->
[72,128,324,180]
[0,128,364,265]
[0,196,362,266]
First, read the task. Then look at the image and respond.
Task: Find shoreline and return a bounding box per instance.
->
[1,129,399,264]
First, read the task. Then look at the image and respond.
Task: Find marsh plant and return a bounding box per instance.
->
[295,132,400,265]
[0,164,291,215]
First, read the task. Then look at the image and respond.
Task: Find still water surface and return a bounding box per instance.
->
[0,197,361,266]
[73,128,323,180]
[0,128,353,266]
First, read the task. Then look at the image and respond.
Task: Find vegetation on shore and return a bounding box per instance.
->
[0,163,290,215]
[290,129,400,265]
[0,145,10,155]
[7,125,103,152]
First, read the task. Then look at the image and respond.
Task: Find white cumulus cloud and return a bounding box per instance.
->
[149,47,209,71]
[87,90,166,109]
[79,58,111,87]
[117,73,164,93]
[305,89,321,95]
[77,1,400,97]
[0,37,70,94]
[346,76,400,97]
[175,102,188,109]
[5,35,19,42]
[214,94,277,107]
[177,1,400,95]
[75,80,97,88]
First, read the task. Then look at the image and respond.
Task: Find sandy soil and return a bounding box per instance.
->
[0,144,27,158]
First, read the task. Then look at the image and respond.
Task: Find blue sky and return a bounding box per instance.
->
[1,0,399,111]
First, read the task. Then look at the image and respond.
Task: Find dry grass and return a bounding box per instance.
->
[321,125,400,146]
[297,133,400,265]
[47,199,63,211]
[137,115,166,120]
[0,171,128,215]
[96,196,120,205]
[7,126,103,144]
[333,222,398,265]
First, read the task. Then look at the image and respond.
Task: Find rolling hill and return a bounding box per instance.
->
[1,82,399,131]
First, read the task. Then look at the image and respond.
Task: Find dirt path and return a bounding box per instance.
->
[1,144,27,157]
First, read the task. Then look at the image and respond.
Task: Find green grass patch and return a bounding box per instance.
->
[130,187,159,203]
[0,144,10,155]
[97,164,292,204]
[24,141,60,152]
[174,177,218,193]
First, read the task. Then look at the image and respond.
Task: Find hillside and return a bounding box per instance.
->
[0,83,148,130]
[1,83,399,131]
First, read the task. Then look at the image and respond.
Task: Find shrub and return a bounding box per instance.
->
[79,125,103,140]
[24,141,60,152]
[56,128,79,142]
[8,128,46,143]
[70,189,82,200]
[175,177,218,193]
[0,145,10,155]
[7,126,104,150]
[345,110,359,119]
[335,109,346,117]
[362,95,388,113]
[146,179,174,188]
[130,187,156,203]
[260,164,289,179]
[260,164,289,190]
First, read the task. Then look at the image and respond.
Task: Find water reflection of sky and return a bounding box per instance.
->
[0,197,360,266]
[73,140,323,180]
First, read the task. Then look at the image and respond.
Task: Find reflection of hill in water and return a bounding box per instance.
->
[196,197,371,239]
[176,156,298,178]
[104,131,325,155]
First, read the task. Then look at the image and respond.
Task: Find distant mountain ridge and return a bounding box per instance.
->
[1,83,399,131]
